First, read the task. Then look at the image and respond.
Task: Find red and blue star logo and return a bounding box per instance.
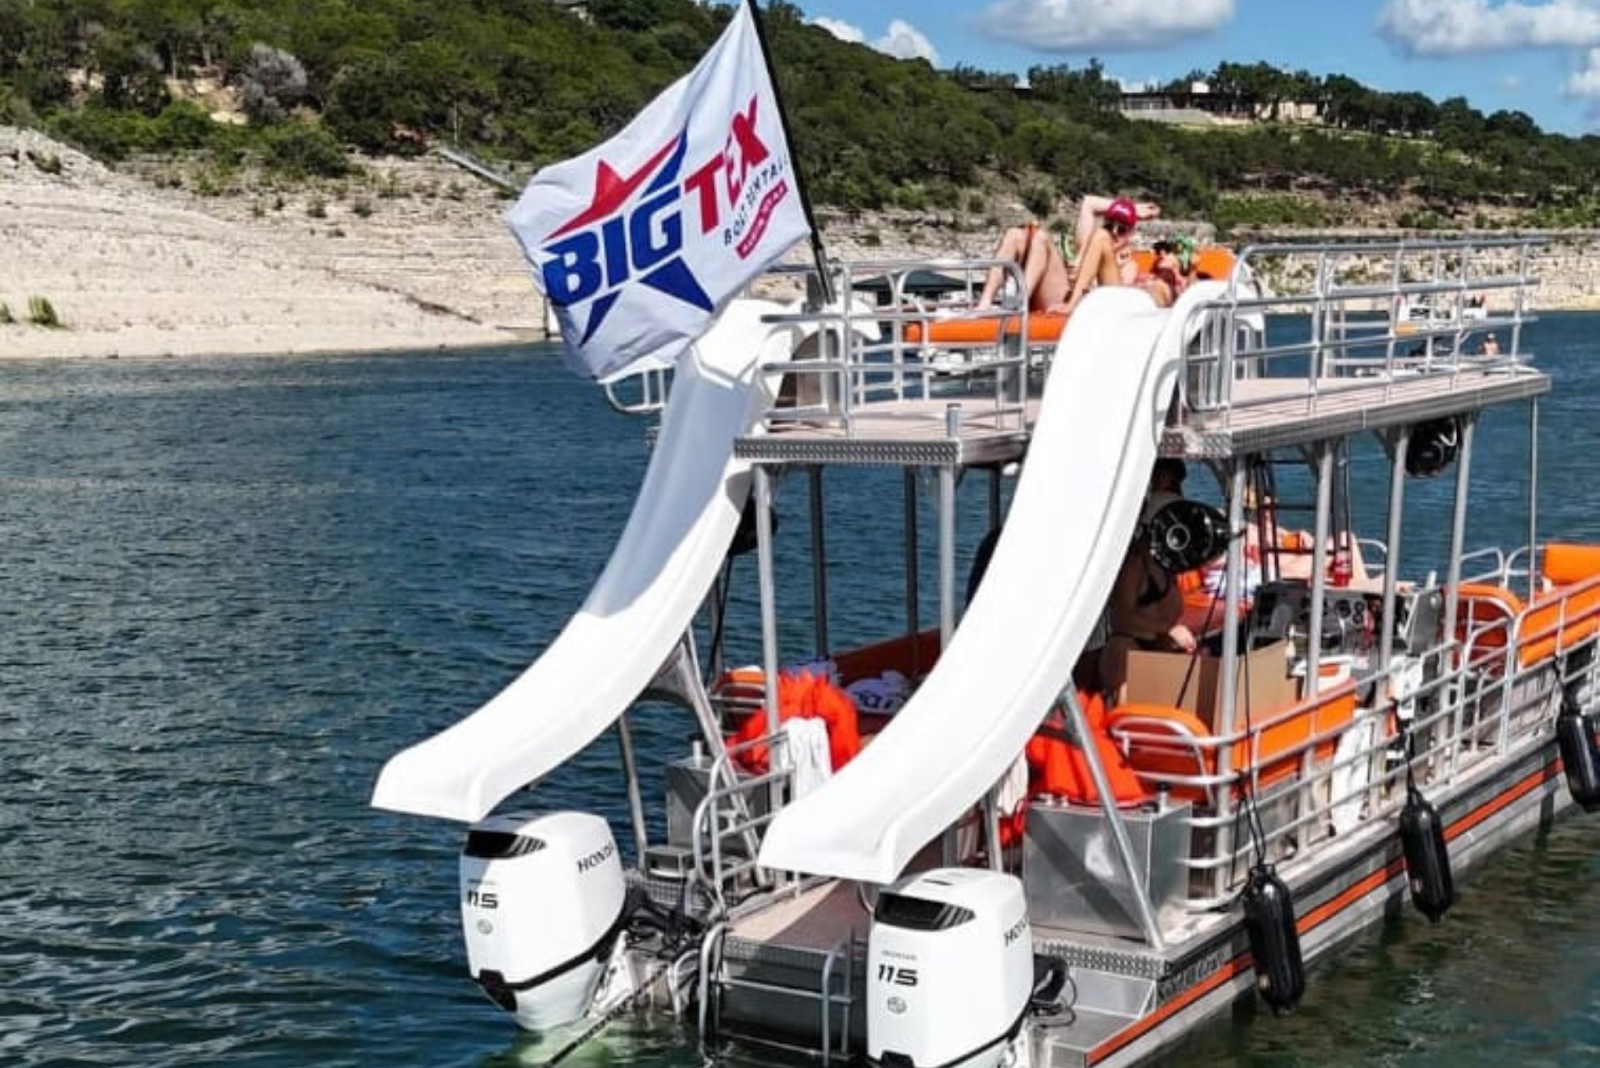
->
[540,130,713,344]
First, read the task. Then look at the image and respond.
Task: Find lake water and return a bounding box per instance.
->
[3,314,1598,1068]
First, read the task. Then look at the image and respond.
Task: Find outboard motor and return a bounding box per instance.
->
[868,869,1032,1068]
[460,811,626,1031]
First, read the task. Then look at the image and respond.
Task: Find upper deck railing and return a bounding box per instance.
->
[600,236,1547,437]
[754,257,1038,440]
[1173,235,1543,425]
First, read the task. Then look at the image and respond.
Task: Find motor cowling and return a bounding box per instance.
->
[867,868,1032,1068]
[459,811,626,1032]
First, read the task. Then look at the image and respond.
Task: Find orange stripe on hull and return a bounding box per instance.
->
[1088,757,1563,1065]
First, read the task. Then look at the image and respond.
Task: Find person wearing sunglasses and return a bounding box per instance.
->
[975,195,1162,315]
[1138,238,1190,308]
[1058,196,1147,315]
[1071,195,1161,280]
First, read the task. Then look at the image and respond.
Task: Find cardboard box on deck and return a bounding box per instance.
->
[1124,638,1299,728]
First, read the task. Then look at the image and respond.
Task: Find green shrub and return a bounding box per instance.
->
[152,99,219,151]
[27,296,60,327]
[46,104,150,161]
[1022,184,1055,219]
[306,196,327,219]
[0,302,13,324]
[1213,194,1334,234]
[351,198,373,218]
[262,124,352,178]
[27,151,63,175]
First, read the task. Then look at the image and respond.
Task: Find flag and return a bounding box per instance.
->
[507,2,812,381]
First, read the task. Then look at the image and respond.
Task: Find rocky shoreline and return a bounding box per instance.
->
[1,125,1594,360]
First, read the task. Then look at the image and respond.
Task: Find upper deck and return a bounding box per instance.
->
[725,236,1548,468]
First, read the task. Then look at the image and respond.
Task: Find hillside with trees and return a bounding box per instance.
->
[2,0,1596,234]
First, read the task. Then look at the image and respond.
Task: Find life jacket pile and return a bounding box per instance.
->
[1024,692,1150,808]
[731,669,862,773]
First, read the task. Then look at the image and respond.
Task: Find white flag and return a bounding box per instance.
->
[507,2,811,381]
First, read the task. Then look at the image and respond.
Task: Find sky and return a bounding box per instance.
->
[795,0,1600,135]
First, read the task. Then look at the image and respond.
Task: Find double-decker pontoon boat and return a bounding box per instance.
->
[373,235,1600,1068]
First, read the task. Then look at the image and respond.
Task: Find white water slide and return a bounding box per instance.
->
[372,299,803,823]
[759,283,1224,884]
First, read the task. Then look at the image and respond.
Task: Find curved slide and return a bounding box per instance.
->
[372,299,803,823]
[759,283,1227,884]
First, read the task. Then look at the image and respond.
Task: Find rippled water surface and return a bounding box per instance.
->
[3,316,1598,1068]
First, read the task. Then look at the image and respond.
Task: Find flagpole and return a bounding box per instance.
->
[743,0,834,305]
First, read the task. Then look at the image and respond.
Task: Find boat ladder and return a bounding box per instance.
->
[699,924,863,1065]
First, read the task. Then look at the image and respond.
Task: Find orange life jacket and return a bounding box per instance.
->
[731,670,862,773]
[1025,692,1150,807]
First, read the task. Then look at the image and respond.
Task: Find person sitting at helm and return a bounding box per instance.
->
[1099,459,1199,704]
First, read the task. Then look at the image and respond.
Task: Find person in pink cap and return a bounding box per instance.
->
[1059,195,1152,315]
[975,195,1160,314]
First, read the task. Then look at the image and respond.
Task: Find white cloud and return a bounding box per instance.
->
[810,15,939,63]
[811,16,864,45]
[877,19,940,63]
[975,0,1234,51]
[1377,0,1600,56]
[1566,46,1600,93]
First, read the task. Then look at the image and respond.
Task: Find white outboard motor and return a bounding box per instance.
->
[867,868,1033,1068]
[459,811,626,1032]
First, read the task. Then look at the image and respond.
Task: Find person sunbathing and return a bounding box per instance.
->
[973,220,1072,312]
[1136,239,1187,308]
[1059,196,1145,315]
[1072,195,1161,283]
[974,196,1160,314]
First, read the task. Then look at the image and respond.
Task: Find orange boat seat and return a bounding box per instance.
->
[1520,585,1600,666]
[1104,704,1219,805]
[1454,582,1524,667]
[1454,576,1600,670]
[901,313,1068,346]
[1129,245,1238,281]
[1543,542,1600,586]
[1107,684,1358,806]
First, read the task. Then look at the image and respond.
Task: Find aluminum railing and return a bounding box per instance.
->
[1108,568,1600,911]
[755,257,1045,437]
[1174,236,1544,423]
[690,730,794,910]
